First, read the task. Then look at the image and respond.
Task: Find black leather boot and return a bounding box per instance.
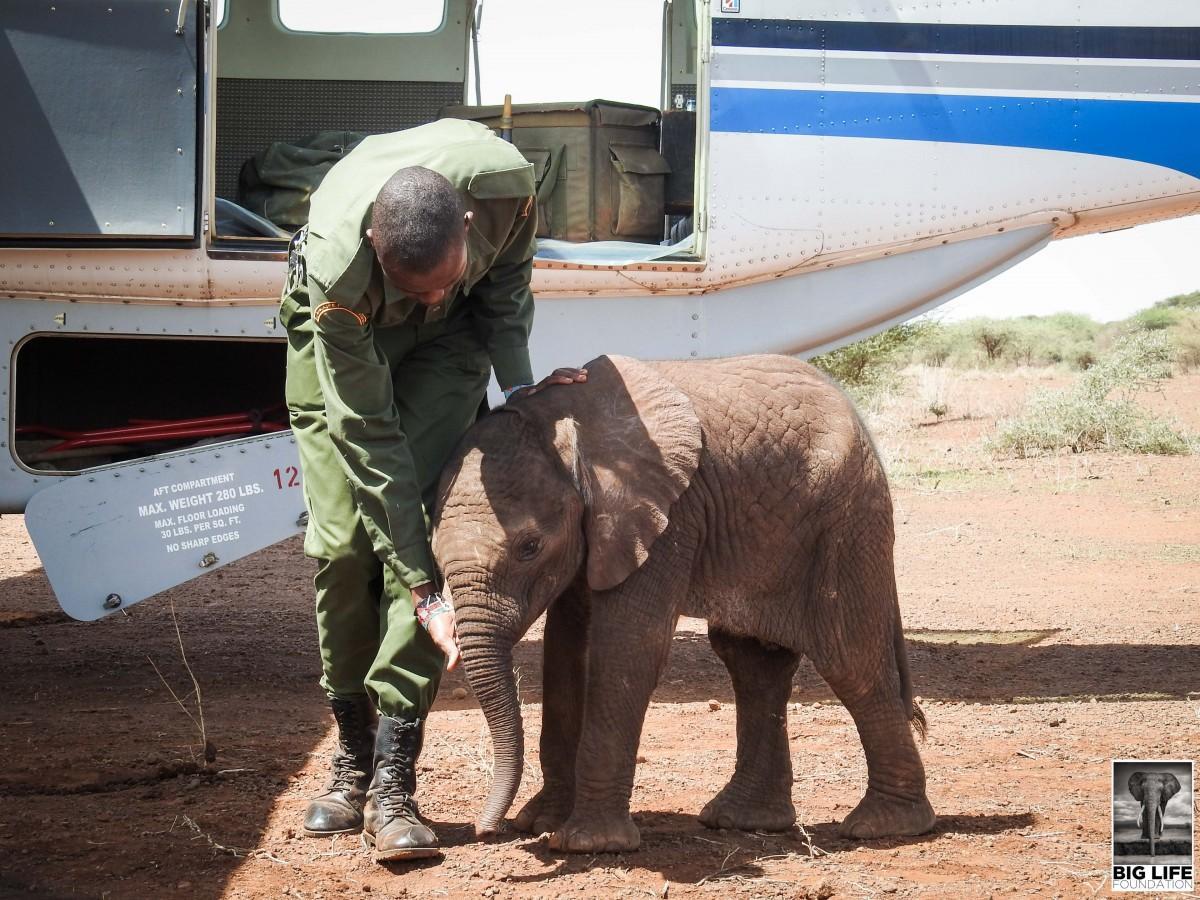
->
[361,715,440,861]
[303,695,376,837]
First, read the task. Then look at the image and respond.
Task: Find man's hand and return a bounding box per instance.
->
[426,608,460,671]
[413,583,460,671]
[507,367,588,402]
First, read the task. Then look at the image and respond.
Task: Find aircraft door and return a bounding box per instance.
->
[0,0,201,240]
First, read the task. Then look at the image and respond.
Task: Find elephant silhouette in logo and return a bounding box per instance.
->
[1129,771,1181,858]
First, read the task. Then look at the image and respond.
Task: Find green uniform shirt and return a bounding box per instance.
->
[288,119,538,589]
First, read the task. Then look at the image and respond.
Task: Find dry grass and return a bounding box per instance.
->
[989,333,1194,458]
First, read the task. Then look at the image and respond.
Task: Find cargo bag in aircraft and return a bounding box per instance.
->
[440,100,671,243]
[238,131,366,231]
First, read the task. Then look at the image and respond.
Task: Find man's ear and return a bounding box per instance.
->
[365,228,375,248]
[463,210,474,232]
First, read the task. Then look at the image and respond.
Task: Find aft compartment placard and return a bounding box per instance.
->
[25,433,306,621]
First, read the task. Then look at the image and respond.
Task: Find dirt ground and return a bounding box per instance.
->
[1,369,1197,900]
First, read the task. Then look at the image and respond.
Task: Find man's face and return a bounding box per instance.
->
[368,212,472,308]
[384,238,468,307]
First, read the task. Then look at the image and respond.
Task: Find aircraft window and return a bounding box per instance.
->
[277,0,445,34]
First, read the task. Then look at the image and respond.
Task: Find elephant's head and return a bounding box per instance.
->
[432,355,701,836]
[1128,771,1181,856]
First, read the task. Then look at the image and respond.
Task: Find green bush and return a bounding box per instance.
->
[1072,349,1097,370]
[1174,316,1200,373]
[1012,313,1101,370]
[1131,306,1178,331]
[989,332,1193,457]
[1154,290,1200,311]
[809,322,934,400]
[916,327,955,367]
[908,314,1103,370]
[805,290,1200,403]
[974,323,1013,361]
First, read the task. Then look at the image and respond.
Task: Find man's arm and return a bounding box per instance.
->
[308,281,436,591]
[468,207,537,393]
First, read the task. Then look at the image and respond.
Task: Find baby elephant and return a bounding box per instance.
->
[433,354,935,852]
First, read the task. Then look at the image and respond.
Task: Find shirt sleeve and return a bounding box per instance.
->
[308,279,435,590]
[469,206,537,390]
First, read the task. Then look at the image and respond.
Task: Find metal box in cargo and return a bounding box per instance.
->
[440,100,671,243]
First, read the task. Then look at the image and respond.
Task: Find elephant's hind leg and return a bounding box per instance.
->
[808,638,935,840]
[699,629,800,832]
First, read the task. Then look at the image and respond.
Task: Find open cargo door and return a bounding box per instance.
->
[0,0,201,239]
[26,434,305,621]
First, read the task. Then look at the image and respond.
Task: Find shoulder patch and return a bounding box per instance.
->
[313,302,368,327]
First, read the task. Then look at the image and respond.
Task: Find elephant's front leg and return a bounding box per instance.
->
[513,588,589,835]
[547,599,677,854]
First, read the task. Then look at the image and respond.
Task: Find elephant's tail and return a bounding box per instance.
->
[894,613,928,740]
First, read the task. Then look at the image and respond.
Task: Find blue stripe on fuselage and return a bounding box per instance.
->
[710,87,1200,180]
[712,19,1200,60]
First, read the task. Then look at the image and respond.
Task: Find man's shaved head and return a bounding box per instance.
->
[370,166,466,275]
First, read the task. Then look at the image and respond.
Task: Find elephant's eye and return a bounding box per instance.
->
[515,536,542,561]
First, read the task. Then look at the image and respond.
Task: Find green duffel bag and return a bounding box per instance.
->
[238,131,365,231]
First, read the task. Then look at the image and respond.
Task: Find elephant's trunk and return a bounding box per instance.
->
[1142,789,1161,858]
[458,615,524,837]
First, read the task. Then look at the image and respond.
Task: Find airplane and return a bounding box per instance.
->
[2,0,1197,619]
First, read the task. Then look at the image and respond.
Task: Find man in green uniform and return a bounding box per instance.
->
[280,118,585,862]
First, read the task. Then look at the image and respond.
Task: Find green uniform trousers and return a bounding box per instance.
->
[285,302,490,717]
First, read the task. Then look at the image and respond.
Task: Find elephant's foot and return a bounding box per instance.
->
[838,788,935,840]
[699,787,796,832]
[513,785,574,835]
[548,812,640,853]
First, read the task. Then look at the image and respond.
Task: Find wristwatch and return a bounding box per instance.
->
[415,591,453,630]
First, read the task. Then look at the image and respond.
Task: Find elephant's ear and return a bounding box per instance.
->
[554,355,701,591]
[1129,772,1147,801]
[1163,774,1182,804]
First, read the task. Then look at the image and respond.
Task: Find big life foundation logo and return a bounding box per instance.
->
[1112,760,1193,892]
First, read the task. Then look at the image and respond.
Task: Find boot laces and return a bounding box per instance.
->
[377,729,419,818]
[329,746,363,791]
[377,778,415,817]
[327,700,371,792]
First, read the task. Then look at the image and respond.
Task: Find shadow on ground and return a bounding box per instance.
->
[0,541,319,900]
[484,811,1037,887]
[0,542,1189,898]
[494,631,1200,707]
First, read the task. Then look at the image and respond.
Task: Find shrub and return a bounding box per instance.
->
[974,324,1012,361]
[912,314,1103,370]
[1131,306,1178,331]
[1072,349,1097,370]
[1155,290,1200,311]
[989,332,1193,457]
[916,328,954,367]
[809,322,934,401]
[1012,314,1101,370]
[1174,317,1200,373]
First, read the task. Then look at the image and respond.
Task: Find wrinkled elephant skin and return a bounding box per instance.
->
[432,354,937,852]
